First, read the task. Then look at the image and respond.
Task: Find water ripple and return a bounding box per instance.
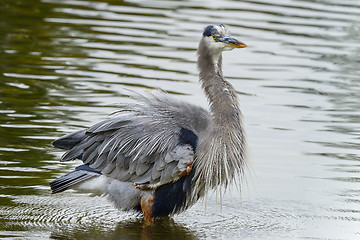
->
[1,0,360,239]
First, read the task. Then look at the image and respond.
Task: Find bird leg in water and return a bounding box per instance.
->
[140,192,155,224]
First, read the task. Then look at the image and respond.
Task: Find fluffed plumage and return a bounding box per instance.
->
[51,24,247,222]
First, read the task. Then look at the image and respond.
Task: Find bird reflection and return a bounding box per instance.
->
[50,217,198,240]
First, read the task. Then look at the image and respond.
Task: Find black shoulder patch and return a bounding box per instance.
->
[179,128,198,151]
[151,128,199,217]
[203,25,218,37]
[152,167,194,217]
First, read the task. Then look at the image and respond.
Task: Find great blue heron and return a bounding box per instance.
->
[51,24,247,223]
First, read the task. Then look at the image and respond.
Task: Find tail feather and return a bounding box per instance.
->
[50,165,101,194]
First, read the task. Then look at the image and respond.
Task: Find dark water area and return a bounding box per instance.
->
[1,0,360,239]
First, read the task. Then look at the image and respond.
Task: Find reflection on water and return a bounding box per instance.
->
[1,0,360,239]
[51,218,198,240]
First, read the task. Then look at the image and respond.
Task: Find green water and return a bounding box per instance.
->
[1,0,360,239]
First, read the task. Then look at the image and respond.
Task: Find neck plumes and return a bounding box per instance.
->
[193,38,246,196]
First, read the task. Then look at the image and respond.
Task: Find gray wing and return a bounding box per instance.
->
[56,93,210,187]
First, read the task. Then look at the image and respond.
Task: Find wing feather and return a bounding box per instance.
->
[89,153,108,169]
[56,92,210,188]
[161,161,178,184]
[101,160,116,175]
[136,161,150,176]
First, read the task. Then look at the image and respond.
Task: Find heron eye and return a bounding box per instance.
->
[212,35,217,40]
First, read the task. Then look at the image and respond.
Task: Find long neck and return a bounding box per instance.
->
[197,38,242,130]
[192,38,246,196]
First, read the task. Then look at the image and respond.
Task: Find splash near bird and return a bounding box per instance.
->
[50,24,248,223]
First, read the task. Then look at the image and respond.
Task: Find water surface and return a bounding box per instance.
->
[1,0,360,239]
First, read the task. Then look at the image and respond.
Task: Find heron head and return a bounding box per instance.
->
[202,24,247,53]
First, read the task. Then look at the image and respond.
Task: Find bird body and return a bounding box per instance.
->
[51,24,247,222]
